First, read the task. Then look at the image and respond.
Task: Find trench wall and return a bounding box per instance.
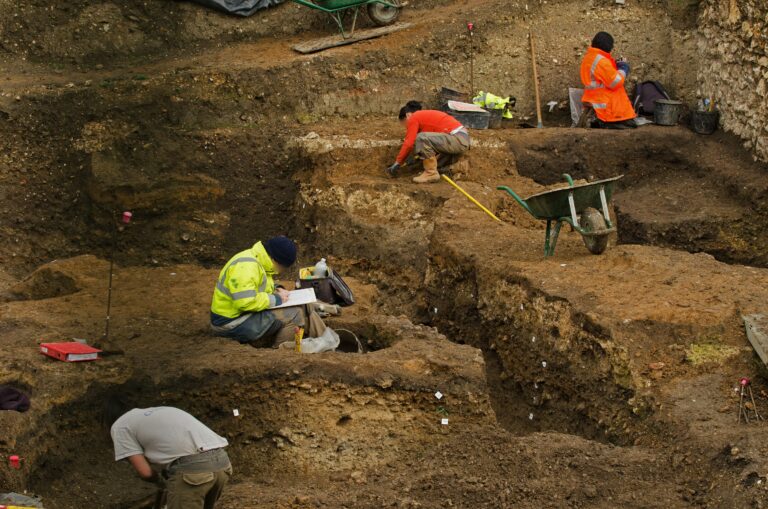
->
[697,0,768,162]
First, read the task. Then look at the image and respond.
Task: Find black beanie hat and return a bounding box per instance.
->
[263,236,297,267]
[591,32,614,53]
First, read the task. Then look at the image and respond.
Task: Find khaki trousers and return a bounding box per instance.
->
[413,131,470,160]
[165,466,232,509]
[263,306,327,347]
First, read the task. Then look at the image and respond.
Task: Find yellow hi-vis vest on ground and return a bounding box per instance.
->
[211,241,277,319]
[473,91,514,119]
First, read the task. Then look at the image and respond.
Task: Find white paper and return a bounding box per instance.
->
[67,353,99,361]
[233,409,240,417]
[441,418,449,425]
[269,288,317,310]
[435,391,443,400]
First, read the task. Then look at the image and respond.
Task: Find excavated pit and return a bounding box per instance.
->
[4,1,768,506]
[507,129,768,267]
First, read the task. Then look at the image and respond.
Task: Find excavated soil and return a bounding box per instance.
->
[2,0,768,508]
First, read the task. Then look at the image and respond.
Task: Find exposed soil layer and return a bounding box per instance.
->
[507,128,768,267]
[3,1,768,508]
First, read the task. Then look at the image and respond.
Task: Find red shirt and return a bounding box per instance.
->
[396,110,463,164]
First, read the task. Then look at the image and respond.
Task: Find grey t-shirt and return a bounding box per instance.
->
[111,407,228,466]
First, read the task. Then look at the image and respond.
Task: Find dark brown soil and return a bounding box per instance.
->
[3,1,768,508]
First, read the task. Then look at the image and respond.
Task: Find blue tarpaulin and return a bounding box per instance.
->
[187,0,286,17]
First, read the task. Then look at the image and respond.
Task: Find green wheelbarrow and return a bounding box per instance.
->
[291,0,403,38]
[497,173,623,257]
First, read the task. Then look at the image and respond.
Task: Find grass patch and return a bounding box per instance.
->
[685,340,740,366]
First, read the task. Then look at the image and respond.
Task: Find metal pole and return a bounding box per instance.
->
[468,22,475,96]
[104,220,117,344]
[103,211,131,348]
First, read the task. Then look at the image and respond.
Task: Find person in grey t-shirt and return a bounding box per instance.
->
[109,406,232,509]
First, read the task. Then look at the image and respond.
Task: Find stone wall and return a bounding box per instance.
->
[698,0,768,161]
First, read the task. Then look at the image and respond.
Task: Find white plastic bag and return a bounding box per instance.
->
[569,88,585,127]
[279,327,340,354]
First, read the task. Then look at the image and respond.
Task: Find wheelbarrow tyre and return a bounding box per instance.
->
[580,207,610,255]
[367,0,401,26]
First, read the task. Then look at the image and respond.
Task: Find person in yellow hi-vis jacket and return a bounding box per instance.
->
[210,236,304,347]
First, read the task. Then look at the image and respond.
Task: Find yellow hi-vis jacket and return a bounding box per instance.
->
[211,241,277,319]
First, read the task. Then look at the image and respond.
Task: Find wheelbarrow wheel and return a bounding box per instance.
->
[580,207,610,255]
[367,0,401,26]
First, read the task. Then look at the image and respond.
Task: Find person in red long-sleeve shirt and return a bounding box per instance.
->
[387,101,470,184]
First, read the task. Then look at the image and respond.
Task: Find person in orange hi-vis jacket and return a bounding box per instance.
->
[580,32,637,129]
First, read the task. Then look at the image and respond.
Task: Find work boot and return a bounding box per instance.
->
[413,157,441,184]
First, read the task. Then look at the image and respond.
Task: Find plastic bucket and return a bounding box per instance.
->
[444,109,490,129]
[691,110,719,135]
[486,109,503,129]
[654,99,683,126]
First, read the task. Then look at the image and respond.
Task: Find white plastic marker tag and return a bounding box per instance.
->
[441,418,449,426]
[529,413,534,420]
[542,361,547,368]
[435,391,443,400]
[233,409,240,417]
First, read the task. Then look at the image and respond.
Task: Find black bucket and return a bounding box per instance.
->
[486,109,503,129]
[654,99,683,126]
[691,110,719,135]
[444,108,490,129]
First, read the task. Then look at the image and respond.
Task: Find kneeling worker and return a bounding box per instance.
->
[386,100,470,184]
[110,406,231,509]
[580,31,637,129]
[210,236,304,347]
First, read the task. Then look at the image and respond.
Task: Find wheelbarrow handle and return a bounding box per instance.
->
[496,186,534,216]
[562,173,574,187]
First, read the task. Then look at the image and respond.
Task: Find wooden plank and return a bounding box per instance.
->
[744,314,768,367]
[292,23,412,54]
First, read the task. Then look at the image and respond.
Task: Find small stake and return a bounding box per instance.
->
[737,377,762,424]
[467,22,475,95]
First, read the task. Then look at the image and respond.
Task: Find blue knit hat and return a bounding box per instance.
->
[263,236,297,267]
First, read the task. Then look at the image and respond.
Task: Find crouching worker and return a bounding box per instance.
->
[580,31,637,129]
[386,100,470,184]
[210,236,305,347]
[109,406,231,509]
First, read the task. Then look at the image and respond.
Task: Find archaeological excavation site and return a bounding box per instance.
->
[1,0,768,507]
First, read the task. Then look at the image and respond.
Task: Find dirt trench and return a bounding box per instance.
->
[3,0,768,507]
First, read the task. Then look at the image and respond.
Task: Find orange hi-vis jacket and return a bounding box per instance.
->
[580,47,636,123]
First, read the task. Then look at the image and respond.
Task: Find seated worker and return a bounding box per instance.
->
[386,100,470,184]
[580,32,637,129]
[109,406,231,509]
[210,236,304,347]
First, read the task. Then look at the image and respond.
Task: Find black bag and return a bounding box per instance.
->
[328,270,355,306]
[633,81,671,115]
[297,269,355,306]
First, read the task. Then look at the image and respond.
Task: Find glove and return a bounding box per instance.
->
[386,162,401,177]
[617,61,630,76]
